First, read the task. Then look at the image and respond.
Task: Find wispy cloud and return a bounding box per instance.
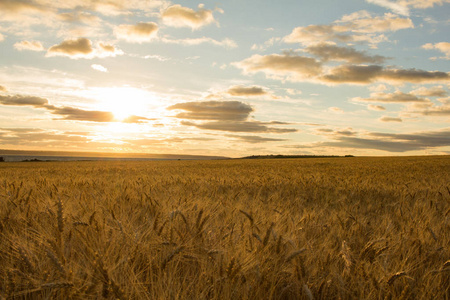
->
[14,40,45,51]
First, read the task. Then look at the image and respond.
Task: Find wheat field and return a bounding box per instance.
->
[0,156,449,299]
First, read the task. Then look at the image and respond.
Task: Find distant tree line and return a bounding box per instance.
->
[240,154,355,159]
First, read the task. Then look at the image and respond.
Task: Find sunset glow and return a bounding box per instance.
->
[0,0,449,156]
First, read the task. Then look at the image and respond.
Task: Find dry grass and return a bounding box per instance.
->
[0,156,449,299]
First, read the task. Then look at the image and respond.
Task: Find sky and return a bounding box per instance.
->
[0,0,449,157]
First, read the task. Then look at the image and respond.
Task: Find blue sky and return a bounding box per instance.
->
[0,0,449,157]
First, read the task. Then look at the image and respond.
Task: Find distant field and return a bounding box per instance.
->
[0,156,449,299]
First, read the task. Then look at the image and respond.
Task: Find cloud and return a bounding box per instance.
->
[0,33,5,41]
[366,0,410,16]
[161,4,216,29]
[0,93,117,122]
[411,86,448,97]
[47,106,115,122]
[91,64,107,72]
[422,42,450,60]
[168,100,253,121]
[234,53,323,81]
[181,120,297,133]
[0,0,47,14]
[353,91,427,102]
[46,38,123,59]
[227,135,287,143]
[328,107,344,113]
[114,22,158,43]
[284,11,413,46]
[169,100,297,133]
[0,85,7,92]
[296,127,450,152]
[235,52,449,85]
[305,43,387,64]
[379,116,402,122]
[122,115,156,123]
[226,86,268,97]
[368,104,386,111]
[161,37,237,48]
[14,40,45,51]
[367,0,449,16]
[47,37,93,58]
[58,11,101,25]
[321,65,449,84]
[0,94,49,107]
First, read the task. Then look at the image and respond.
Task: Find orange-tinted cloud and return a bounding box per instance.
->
[226,86,267,97]
[422,42,450,60]
[321,65,449,84]
[305,43,387,63]
[234,53,323,81]
[379,116,402,122]
[0,85,7,92]
[47,106,115,122]
[353,91,427,103]
[114,22,158,43]
[46,38,123,59]
[14,40,45,51]
[161,4,216,29]
[284,11,413,46]
[0,94,49,106]
[47,37,93,58]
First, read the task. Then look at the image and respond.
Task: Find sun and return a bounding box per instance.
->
[92,86,155,121]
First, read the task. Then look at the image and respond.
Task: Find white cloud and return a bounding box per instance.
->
[161,37,237,49]
[422,42,450,60]
[366,0,410,16]
[91,64,108,72]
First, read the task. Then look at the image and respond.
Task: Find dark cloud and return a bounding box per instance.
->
[181,120,297,133]
[168,100,253,121]
[321,65,449,84]
[292,128,450,152]
[226,85,267,97]
[305,43,387,64]
[0,94,48,106]
[227,135,287,143]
